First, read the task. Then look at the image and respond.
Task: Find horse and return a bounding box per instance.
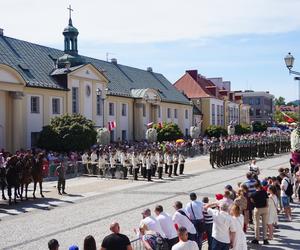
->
[0,165,7,200]
[6,156,20,205]
[31,153,44,199]
[20,154,33,200]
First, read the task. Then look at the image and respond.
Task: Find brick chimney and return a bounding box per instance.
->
[186,70,198,81]
[0,28,3,36]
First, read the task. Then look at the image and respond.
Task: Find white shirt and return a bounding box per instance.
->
[207,208,236,244]
[281,177,290,197]
[186,201,204,220]
[172,209,196,234]
[156,212,177,239]
[172,240,199,250]
[249,164,259,175]
[140,216,166,238]
[91,152,98,163]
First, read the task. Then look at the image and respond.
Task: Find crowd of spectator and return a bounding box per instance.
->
[47,158,299,250]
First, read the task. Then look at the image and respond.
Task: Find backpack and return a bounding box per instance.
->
[154,234,169,250]
[284,178,293,197]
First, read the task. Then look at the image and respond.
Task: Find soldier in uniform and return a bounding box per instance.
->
[56,162,67,195]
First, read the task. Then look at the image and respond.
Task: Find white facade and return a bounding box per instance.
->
[0,91,5,149]
[210,98,224,126]
[26,94,43,148]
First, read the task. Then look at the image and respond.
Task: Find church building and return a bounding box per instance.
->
[0,11,192,152]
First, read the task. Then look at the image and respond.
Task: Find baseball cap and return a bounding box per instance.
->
[69,245,79,250]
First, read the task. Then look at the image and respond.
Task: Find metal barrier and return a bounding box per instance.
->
[130,237,207,249]
[130,238,144,250]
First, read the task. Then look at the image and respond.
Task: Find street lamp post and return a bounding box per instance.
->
[284,52,300,124]
[96,88,107,128]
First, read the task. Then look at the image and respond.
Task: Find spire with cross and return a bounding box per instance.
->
[67,5,74,26]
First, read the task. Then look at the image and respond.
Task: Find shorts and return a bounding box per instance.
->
[281,196,290,208]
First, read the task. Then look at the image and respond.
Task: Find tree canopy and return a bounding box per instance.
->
[274,96,286,106]
[38,114,97,152]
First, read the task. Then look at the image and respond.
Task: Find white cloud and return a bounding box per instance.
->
[1,0,300,44]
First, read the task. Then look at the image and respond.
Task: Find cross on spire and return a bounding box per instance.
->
[67,5,73,20]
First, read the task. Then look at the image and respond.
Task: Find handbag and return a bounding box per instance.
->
[190,202,205,233]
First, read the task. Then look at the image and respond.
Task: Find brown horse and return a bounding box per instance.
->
[32,153,44,199]
[20,154,33,200]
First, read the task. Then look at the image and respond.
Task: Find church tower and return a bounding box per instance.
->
[57,5,85,68]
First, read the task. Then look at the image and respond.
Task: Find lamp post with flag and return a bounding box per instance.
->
[284,52,300,164]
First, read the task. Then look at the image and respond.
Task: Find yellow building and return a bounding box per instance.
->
[0,17,192,152]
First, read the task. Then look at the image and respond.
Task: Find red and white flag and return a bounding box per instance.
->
[108,121,116,131]
[281,111,295,123]
[147,122,154,128]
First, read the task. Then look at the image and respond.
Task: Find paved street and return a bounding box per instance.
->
[0,154,299,250]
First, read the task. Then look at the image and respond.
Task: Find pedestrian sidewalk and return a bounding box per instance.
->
[246,202,300,250]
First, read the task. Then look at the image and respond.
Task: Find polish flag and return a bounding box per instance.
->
[281,112,295,123]
[107,121,116,131]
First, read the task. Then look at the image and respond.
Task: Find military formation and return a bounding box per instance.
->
[209,133,291,168]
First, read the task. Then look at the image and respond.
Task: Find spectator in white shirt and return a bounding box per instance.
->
[185,193,204,249]
[139,208,166,238]
[172,227,199,250]
[205,202,236,250]
[154,205,178,248]
[172,201,197,242]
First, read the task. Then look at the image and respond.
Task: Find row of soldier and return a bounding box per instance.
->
[209,133,291,168]
[81,149,186,182]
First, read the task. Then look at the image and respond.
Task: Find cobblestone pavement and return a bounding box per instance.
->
[0,154,299,250]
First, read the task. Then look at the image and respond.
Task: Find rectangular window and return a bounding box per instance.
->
[31,132,40,147]
[185,109,189,119]
[72,87,79,114]
[174,109,178,119]
[167,108,171,118]
[122,130,127,141]
[31,96,40,113]
[122,104,127,116]
[142,104,146,117]
[211,104,215,125]
[217,105,220,125]
[157,106,161,118]
[96,95,102,116]
[256,109,261,116]
[109,103,115,116]
[220,106,224,126]
[185,128,189,137]
[256,98,260,105]
[52,98,60,114]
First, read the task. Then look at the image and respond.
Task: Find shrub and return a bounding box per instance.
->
[204,125,227,138]
[235,124,251,135]
[252,121,268,132]
[38,114,97,152]
[153,122,183,142]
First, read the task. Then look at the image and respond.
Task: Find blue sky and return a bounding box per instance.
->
[1,0,300,101]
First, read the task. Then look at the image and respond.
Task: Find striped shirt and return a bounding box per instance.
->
[203,204,213,224]
[243,178,257,196]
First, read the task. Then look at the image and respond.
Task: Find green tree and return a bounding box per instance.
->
[252,121,268,132]
[235,124,251,135]
[153,122,183,142]
[38,114,97,152]
[274,96,286,106]
[204,125,228,138]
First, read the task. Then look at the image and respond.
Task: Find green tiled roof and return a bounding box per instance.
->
[0,35,190,104]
